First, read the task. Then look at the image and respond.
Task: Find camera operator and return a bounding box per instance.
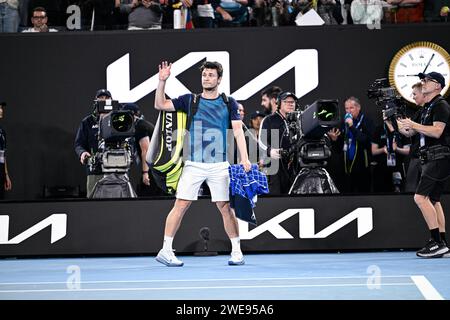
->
[258,91,297,195]
[121,103,163,196]
[404,82,427,192]
[0,102,12,199]
[397,72,450,258]
[328,97,374,193]
[371,111,409,192]
[74,89,112,198]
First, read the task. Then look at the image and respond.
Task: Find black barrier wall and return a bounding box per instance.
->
[1,194,446,257]
[1,24,450,200]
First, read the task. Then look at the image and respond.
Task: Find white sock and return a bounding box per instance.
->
[163,236,174,251]
[230,237,241,253]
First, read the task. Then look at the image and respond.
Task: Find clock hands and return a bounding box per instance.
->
[401,53,436,78]
[422,53,435,74]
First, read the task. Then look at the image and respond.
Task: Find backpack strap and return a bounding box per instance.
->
[187,93,233,129]
[187,93,201,129]
[220,92,233,129]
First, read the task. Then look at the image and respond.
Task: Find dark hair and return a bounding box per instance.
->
[200,61,223,78]
[33,7,47,15]
[261,86,282,100]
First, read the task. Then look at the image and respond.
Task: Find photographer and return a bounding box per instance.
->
[121,103,163,196]
[74,89,112,198]
[404,82,427,192]
[258,91,296,195]
[0,102,12,199]
[397,72,450,258]
[371,111,409,192]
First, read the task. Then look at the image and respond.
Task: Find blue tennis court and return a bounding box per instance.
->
[0,252,449,300]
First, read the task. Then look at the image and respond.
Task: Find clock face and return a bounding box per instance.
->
[389,42,450,104]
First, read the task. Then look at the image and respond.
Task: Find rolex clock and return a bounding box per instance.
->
[389,41,450,103]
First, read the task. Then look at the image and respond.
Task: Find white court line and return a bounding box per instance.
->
[0,282,415,294]
[411,276,444,300]
[0,275,415,286]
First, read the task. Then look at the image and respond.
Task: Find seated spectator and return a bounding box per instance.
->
[317,0,342,24]
[28,0,69,29]
[350,0,383,25]
[214,0,251,27]
[385,0,424,23]
[127,0,163,30]
[0,0,20,32]
[192,0,215,28]
[279,0,318,26]
[250,0,271,26]
[22,7,58,32]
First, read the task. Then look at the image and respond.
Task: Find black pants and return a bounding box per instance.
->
[0,163,5,200]
[344,168,371,193]
[267,162,292,195]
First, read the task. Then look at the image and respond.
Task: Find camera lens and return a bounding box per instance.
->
[111,112,134,132]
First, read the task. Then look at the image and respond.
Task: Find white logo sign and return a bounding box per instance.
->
[106,50,319,102]
[239,208,373,240]
[0,214,67,244]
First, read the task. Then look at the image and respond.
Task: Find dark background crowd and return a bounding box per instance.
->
[0,0,449,33]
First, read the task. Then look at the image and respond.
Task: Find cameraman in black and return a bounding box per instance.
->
[74,89,112,198]
[121,103,163,196]
[398,72,450,258]
[0,102,12,199]
[258,91,297,195]
[404,82,427,192]
[371,112,410,193]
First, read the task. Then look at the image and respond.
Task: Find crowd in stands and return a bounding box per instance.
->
[0,0,448,33]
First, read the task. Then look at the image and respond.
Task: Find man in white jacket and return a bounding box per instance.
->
[351,0,383,25]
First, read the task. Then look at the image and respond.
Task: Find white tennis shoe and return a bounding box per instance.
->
[228,251,245,265]
[156,249,184,267]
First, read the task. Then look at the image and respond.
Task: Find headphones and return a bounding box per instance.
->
[276,91,298,108]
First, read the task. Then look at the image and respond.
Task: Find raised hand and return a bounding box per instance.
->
[327,128,341,141]
[159,61,172,81]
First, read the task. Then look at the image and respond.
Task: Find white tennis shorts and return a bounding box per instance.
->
[176,161,230,202]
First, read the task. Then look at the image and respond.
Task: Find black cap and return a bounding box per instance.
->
[0,101,6,107]
[250,110,265,120]
[278,91,298,102]
[418,72,445,89]
[121,103,140,116]
[95,89,112,99]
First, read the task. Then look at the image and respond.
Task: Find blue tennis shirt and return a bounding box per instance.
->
[172,94,240,163]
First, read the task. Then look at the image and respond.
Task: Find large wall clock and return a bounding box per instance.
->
[389,41,450,104]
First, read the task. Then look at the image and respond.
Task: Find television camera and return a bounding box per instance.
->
[367,78,406,132]
[88,99,136,174]
[283,99,341,194]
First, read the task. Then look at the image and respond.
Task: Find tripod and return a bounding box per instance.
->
[90,173,137,198]
[289,161,339,195]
